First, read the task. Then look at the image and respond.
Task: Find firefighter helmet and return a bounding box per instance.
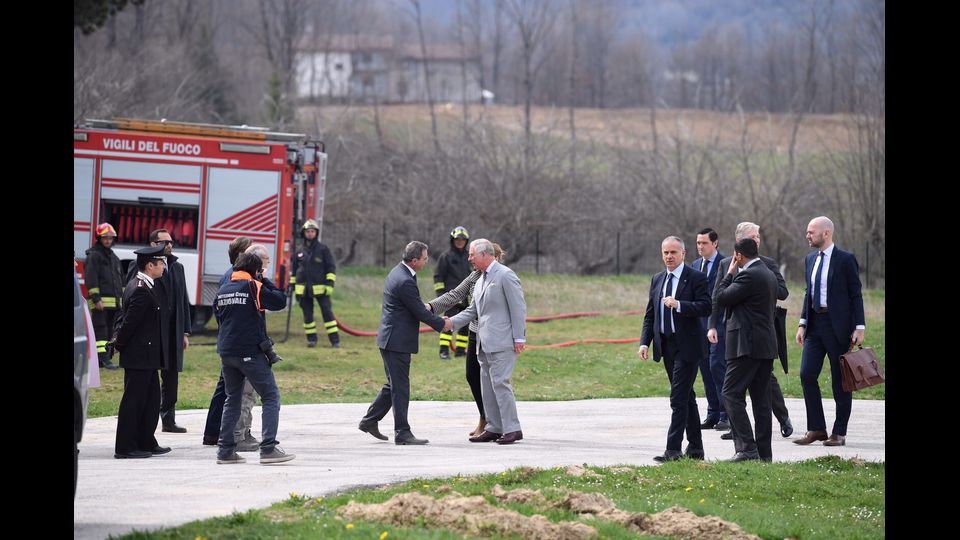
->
[301,219,320,237]
[450,226,469,240]
[96,222,117,239]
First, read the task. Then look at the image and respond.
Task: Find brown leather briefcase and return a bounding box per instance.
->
[839,345,885,392]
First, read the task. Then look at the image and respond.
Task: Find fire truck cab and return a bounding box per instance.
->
[74,118,327,332]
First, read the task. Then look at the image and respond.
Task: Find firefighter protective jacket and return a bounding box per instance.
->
[85,243,125,310]
[291,240,337,296]
[434,246,471,295]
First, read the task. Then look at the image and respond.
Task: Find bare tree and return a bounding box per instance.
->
[406,0,442,154]
[504,0,558,178]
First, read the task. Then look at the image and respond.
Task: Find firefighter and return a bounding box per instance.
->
[433,226,472,359]
[291,219,341,348]
[85,223,123,370]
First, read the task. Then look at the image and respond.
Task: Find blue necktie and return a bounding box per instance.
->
[662,273,674,336]
[812,251,824,310]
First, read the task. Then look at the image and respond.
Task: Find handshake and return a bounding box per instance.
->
[442,317,454,332]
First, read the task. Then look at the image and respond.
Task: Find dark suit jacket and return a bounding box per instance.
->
[709,254,787,330]
[691,251,725,293]
[377,263,445,353]
[115,277,166,370]
[692,251,723,331]
[640,264,711,363]
[800,246,865,346]
[716,260,779,360]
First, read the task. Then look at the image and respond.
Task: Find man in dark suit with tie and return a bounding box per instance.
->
[708,222,794,439]
[359,241,451,445]
[715,237,779,462]
[795,216,866,447]
[639,236,712,462]
[691,228,726,429]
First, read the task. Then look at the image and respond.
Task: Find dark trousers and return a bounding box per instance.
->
[662,336,703,451]
[800,311,852,436]
[91,308,118,365]
[300,293,339,344]
[218,353,281,456]
[204,370,228,439]
[115,369,160,454]
[160,368,178,424]
[770,372,790,425]
[708,323,729,422]
[723,356,774,459]
[466,331,483,418]
[361,348,413,436]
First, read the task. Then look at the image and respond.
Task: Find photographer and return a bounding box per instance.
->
[213,252,293,465]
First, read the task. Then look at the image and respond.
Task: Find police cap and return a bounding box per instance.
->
[134,245,167,261]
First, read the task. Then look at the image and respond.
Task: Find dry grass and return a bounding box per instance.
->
[302,104,856,153]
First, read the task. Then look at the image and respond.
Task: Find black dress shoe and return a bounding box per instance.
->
[727,451,760,462]
[469,430,503,443]
[700,418,719,429]
[780,417,794,438]
[358,422,388,441]
[683,445,705,460]
[653,449,684,462]
[720,431,734,440]
[713,420,731,431]
[395,434,429,445]
[150,446,172,455]
[162,423,187,433]
[114,450,152,459]
[496,431,523,445]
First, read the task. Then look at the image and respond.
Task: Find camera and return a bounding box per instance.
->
[258,337,283,365]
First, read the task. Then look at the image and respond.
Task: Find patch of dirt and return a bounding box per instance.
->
[339,492,597,540]
[492,484,547,505]
[338,485,761,540]
[565,465,603,478]
[560,491,759,540]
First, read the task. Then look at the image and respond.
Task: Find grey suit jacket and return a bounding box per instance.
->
[450,262,526,353]
[715,260,779,360]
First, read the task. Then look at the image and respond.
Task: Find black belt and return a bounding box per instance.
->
[812,307,828,314]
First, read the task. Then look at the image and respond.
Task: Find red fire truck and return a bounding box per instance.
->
[74,118,328,332]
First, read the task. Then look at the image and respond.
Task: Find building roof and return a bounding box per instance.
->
[297,34,394,52]
[395,43,479,62]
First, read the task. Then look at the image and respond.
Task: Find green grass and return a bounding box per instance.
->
[117,457,884,539]
[88,267,885,418]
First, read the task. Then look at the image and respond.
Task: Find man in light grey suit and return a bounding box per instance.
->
[450,239,527,445]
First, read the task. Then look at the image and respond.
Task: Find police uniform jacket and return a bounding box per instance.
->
[215,272,286,357]
[114,275,166,370]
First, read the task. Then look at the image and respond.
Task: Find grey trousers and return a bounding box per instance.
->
[477,348,521,434]
[235,379,257,439]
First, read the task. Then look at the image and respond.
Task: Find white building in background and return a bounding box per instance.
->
[295,34,481,104]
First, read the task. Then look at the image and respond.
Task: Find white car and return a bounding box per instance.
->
[74,268,95,497]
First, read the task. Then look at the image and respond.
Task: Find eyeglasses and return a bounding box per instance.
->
[154,240,175,246]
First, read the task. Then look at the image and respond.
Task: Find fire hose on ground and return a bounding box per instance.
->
[333,310,645,349]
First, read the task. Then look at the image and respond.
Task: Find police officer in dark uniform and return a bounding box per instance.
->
[85,223,123,370]
[113,245,171,459]
[290,219,340,348]
[433,226,471,359]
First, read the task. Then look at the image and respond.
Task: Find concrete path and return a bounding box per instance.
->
[74,397,884,539]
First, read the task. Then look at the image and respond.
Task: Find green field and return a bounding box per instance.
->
[87,267,885,418]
